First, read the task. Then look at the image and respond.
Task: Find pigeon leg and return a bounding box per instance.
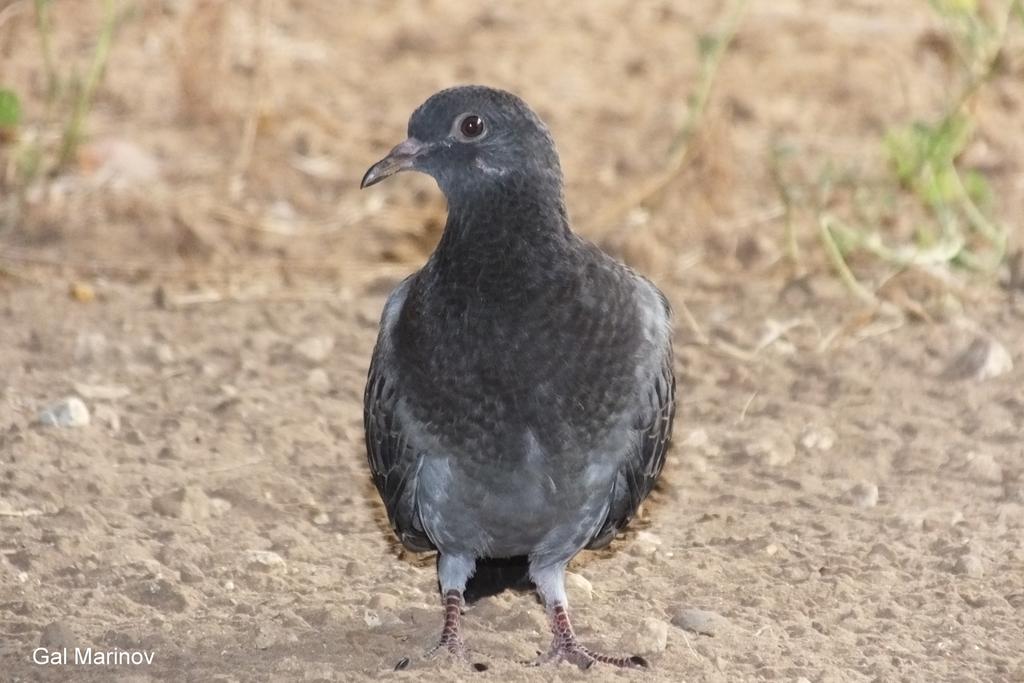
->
[531,562,648,670]
[428,553,475,659]
[428,589,465,658]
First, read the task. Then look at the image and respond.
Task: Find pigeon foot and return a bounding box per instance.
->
[539,604,648,670]
[427,589,467,660]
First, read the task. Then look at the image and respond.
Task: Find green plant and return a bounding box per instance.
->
[1,2,123,234]
[22,0,120,177]
[816,0,1020,301]
[0,89,21,130]
[883,113,1004,270]
[593,0,751,236]
[34,0,59,105]
[56,0,118,167]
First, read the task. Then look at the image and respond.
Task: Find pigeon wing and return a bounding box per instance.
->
[363,279,434,552]
[587,332,675,549]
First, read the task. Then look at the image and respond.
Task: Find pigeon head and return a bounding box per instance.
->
[360,86,563,202]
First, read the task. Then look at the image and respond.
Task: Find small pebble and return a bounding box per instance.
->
[1002,482,1024,504]
[178,562,206,584]
[72,382,130,400]
[246,550,287,573]
[876,605,905,620]
[687,454,709,474]
[92,404,121,432]
[38,397,91,428]
[943,336,1013,381]
[127,579,188,612]
[123,427,147,445]
[312,512,330,526]
[953,554,984,578]
[39,621,78,651]
[153,343,176,365]
[671,608,729,637]
[505,608,550,634]
[294,336,335,363]
[369,593,399,610]
[26,330,44,352]
[847,482,879,509]
[152,486,210,520]
[630,531,662,557]
[564,571,593,603]
[683,427,721,459]
[620,617,668,654]
[997,503,1024,528]
[782,564,810,583]
[799,425,837,451]
[73,332,108,362]
[209,496,233,517]
[307,368,331,393]
[254,624,278,650]
[741,426,796,467]
[69,282,96,302]
[966,452,1003,485]
[867,543,896,564]
[681,428,710,450]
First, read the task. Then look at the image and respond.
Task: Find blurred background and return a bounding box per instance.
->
[1,1,1023,680]
[1,0,1019,291]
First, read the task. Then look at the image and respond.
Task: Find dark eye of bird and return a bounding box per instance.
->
[459,115,484,138]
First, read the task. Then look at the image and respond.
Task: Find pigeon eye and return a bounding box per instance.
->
[458,114,485,139]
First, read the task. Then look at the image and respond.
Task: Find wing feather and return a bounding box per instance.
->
[587,322,676,549]
[363,279,434,552]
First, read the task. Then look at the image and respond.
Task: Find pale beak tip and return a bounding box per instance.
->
[360,137,426,190]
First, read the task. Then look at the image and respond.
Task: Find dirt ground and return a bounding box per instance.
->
[2,1,1024,681]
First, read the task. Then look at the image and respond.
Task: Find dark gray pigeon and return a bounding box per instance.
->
[360,85,675,669]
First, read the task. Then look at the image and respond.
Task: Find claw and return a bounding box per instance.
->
[427,635,467,661]
[427,589,468,661]
[539,603,649,669]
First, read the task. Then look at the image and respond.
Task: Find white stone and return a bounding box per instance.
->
[38,397,90,428]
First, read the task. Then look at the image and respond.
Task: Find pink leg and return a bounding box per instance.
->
[543,603,648,670]
[428,589,467,659]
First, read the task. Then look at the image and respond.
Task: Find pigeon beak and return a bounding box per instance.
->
[360,137,428,189]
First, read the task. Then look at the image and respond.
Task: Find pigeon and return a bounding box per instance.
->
[360,85,675,670]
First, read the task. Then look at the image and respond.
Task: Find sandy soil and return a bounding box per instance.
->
[2,1,1023,681]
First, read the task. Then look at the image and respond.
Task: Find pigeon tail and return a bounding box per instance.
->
[462,556,534,604]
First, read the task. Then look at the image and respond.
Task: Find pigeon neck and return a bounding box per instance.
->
[432,180,574,282]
